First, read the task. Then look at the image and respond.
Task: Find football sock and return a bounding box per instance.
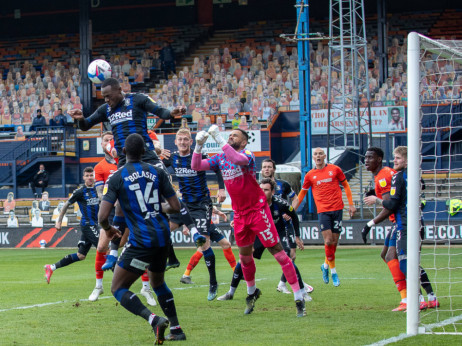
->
[117,289,151,320]
[273,250,300,292]
[55,253,80,269]
[95,250,105,280]
[420,266,434,295]
[203,248,217,286]
[293,262,304,289]
[428,293,436,301]
[239,254,256,288]
[154,282,180,327]
[400,289,407,301]
[141,271,150,288]
[222,247,237,269]
[330,267,337,274]
[184,251,203,276]
[323,259,329,269]
[231,262,243,289]
[109,249,118,257]
[96,278,103,288]
[387,259,407,294]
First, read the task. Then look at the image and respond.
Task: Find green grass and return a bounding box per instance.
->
[0,247,461,345]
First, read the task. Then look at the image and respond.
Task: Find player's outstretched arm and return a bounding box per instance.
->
[208,125,249,166]
[191,131,212,171]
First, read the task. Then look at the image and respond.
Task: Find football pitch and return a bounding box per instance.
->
[1,247,461,345]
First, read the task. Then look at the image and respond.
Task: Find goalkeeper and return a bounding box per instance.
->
[192,126,306,318]
[361,146,439,310]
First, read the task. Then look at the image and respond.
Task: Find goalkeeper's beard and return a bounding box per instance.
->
[229,140,241,151]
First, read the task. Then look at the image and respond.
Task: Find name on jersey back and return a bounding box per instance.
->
[124,170,157,183]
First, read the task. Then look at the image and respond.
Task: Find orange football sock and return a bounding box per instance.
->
[95,251,106,280]
[222,248,236,270]
[387,259,407,294]
[184,251,203,276]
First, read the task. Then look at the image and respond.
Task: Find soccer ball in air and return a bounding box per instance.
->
[39,239,46,248]
[87,59,112,84]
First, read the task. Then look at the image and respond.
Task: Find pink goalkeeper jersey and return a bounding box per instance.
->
[207,148,266,214]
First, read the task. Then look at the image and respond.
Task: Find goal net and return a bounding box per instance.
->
[407,32,462,335]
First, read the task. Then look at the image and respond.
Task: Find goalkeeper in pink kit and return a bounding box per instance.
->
[192,126,306,317]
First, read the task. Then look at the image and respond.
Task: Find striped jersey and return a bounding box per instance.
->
[68,185,99,226]
[103,161,176,248]
[164,151,224,203]
[80,93,171,158]
[275,179,296,201]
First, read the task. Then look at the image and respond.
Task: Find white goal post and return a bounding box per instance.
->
[407,32,462,336]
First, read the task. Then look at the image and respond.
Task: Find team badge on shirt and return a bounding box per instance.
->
[390,187,396,196]
[379,178,387,187]
[329,171,333,176]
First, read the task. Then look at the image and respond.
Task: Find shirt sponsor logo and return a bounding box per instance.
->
[86,197,100,206]
[316,177,333,185]
[222,166,243,180]
[174,167,198,177]
[108,109,133,125]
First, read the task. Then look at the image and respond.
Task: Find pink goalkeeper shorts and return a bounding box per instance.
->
[233,204,280,248]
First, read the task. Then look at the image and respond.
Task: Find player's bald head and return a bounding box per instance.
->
[313,147,325,155]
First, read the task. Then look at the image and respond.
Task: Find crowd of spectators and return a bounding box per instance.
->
[1,27,461,134]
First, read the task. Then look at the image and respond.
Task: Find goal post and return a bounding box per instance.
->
[407,31,421,336]
[407,32,462,336]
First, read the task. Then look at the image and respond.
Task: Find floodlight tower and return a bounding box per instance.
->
[327,0,372,158]
[326,0,372,218]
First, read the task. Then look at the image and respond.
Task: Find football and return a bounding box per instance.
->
[87,59,112,84]
[39,239,46,248]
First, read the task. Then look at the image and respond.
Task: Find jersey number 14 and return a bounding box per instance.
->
[129,182,159,212]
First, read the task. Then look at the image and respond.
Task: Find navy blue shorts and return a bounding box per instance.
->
[78,225,100,256]
[318,210,343,233]
[117,243,169,275]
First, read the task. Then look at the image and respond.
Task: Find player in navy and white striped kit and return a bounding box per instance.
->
[99,133,186,343]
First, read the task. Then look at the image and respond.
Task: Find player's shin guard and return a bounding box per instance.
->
[231,262,243,289]
[420,266,434,295]
[239,254,256,288]
[55,253,80,269]
[203,248,217,285]
[154,283,180,327]
[184,251,203,276]
[116,288,151,321]
[273,250,300,293]
[387,259,407,295]
[95,251,105,279]
[222,247,237,269]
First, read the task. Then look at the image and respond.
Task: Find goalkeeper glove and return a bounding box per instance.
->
[208,125,227,147]
[361,220,375,244]
[194,131,209,153]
